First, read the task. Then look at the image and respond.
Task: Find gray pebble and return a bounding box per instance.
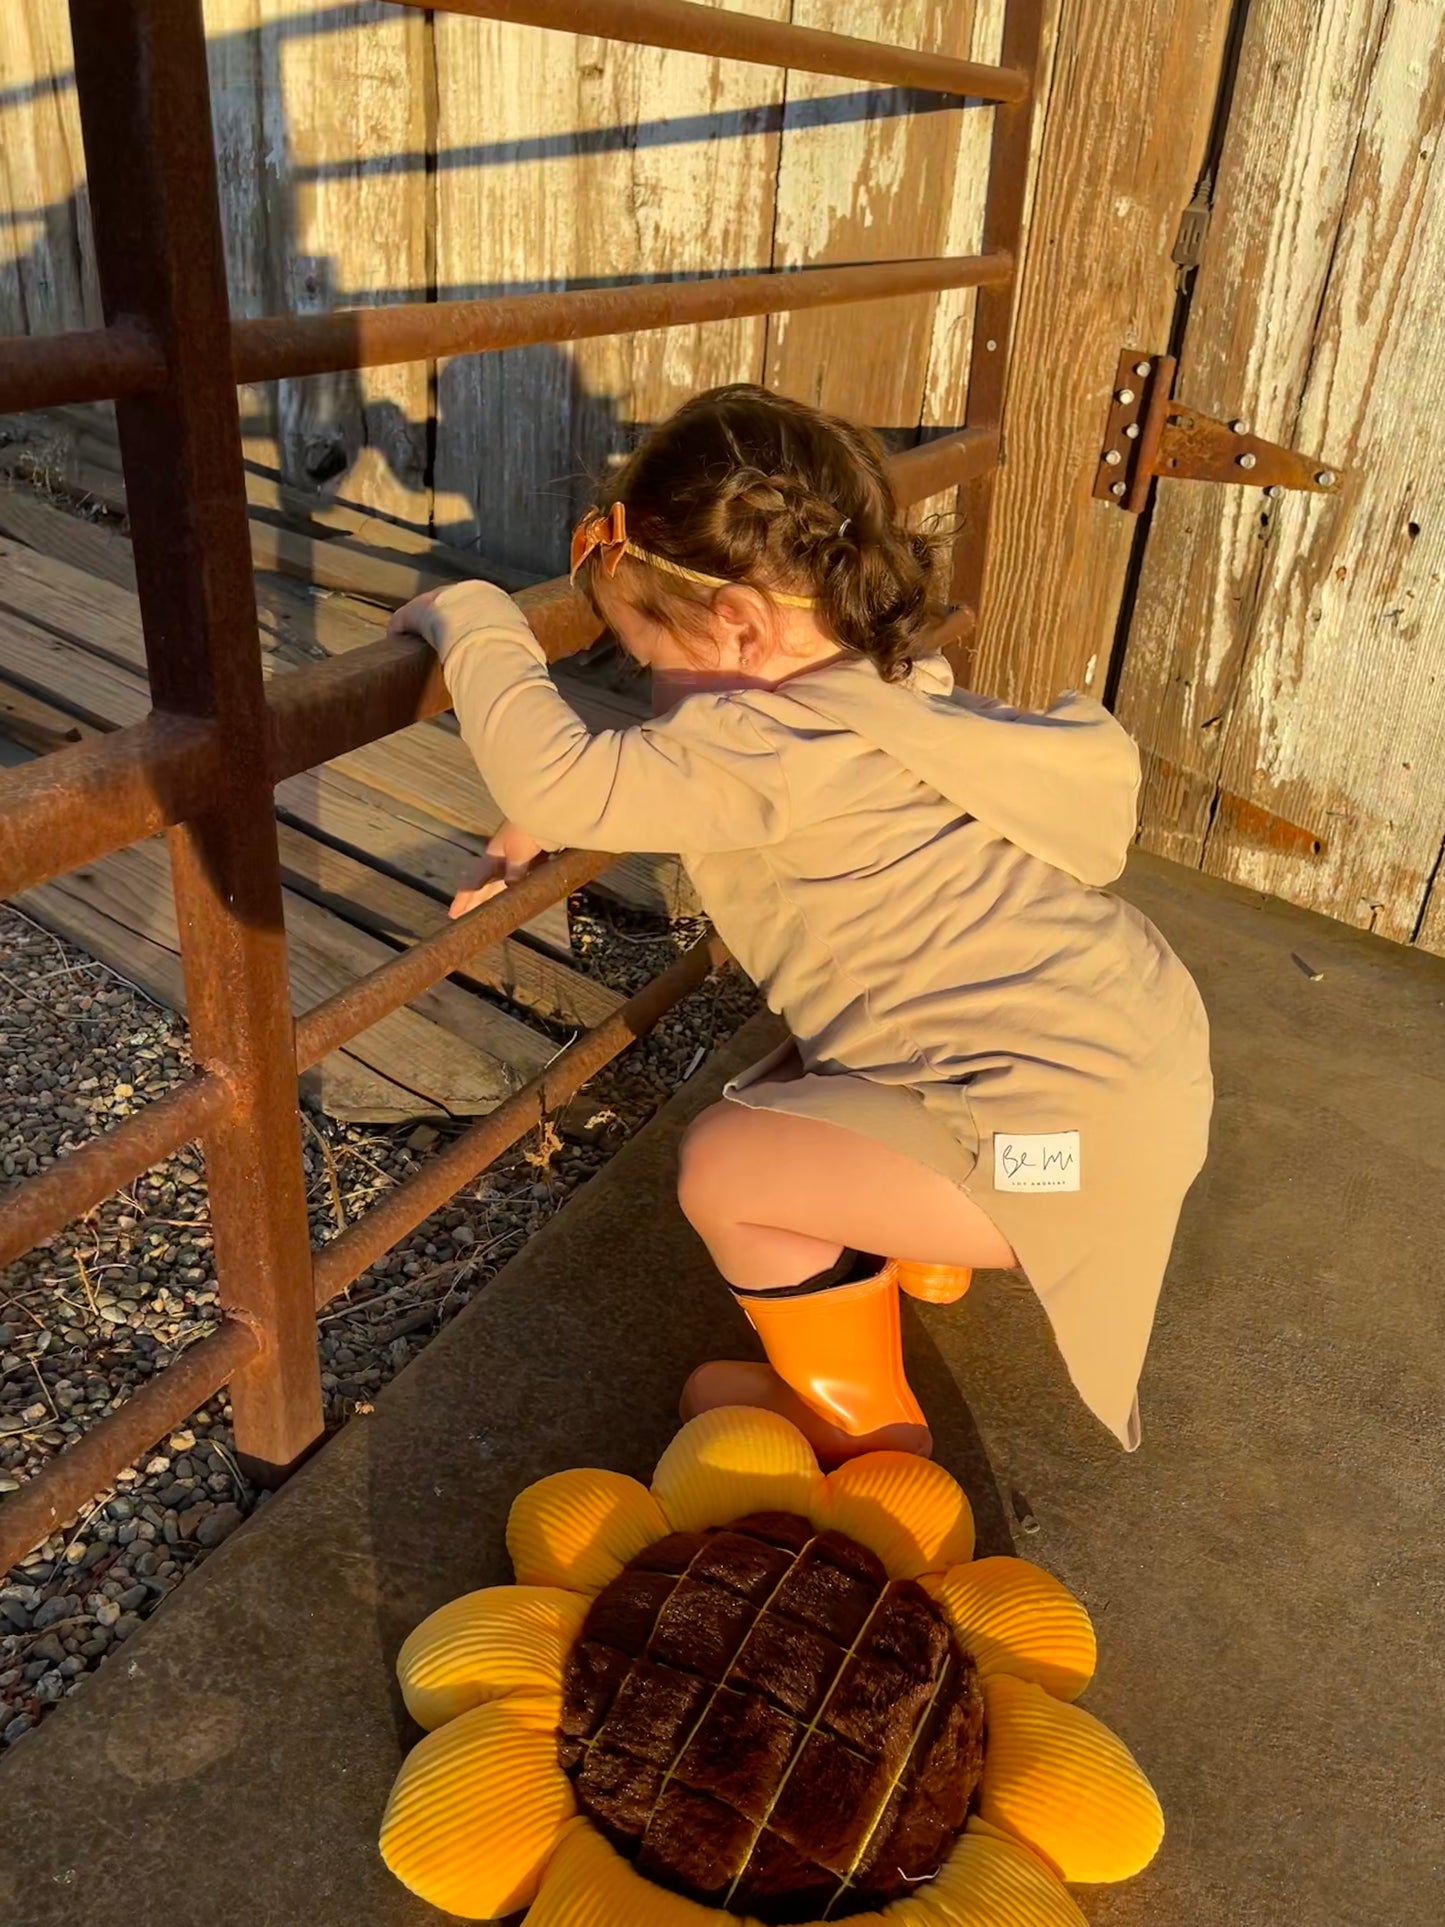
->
[92,1598,121,1627]
[78,1634,110,1658]
[32,1594,81,1630]
[2,1714,32,1744]
[196,1504,244,1549]
[177,1502,213,1539]
[111,1615,142,1642]
[29,1634,65,1665]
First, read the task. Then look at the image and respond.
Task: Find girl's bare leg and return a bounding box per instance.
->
[675,1102,1016,1462]
[676,1101,1016,1290]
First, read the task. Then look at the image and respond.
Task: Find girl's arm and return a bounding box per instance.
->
[392,582,790,856]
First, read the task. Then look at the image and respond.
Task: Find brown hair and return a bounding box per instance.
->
[581,384,944,683]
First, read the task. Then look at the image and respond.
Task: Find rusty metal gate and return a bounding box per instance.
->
[0,0,1044,1571]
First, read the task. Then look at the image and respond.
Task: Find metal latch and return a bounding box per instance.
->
[1093,350,1343,515]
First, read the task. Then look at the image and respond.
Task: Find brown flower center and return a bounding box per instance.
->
[558,1511,983,1922]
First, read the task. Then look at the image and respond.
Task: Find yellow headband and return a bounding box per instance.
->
[569,502,818,610]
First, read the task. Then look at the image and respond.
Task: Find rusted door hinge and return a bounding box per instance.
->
[1093,350,1344,515]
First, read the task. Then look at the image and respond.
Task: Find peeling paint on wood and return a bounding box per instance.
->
[1118,0,1445,948]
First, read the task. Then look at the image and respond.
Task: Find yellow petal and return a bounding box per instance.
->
[397,1584,588,1730]
[908,1817,1090,1925]
[979,1675,1164,1883]
[507,1467,670,1593]
[379,1692,573,1918]
[814,1452,975,1578]
[650,1407,822,1533]
[528,1816,767,1927]
[921,1558,1096,1700]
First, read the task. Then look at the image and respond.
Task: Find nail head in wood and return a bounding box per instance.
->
[1103,449,1123,466]
[1237,452,1257,470]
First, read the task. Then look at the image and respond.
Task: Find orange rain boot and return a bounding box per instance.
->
[894,1261,973,1306]
[681,1262,931,1465]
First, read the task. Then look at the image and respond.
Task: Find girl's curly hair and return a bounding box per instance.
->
[584,384,945,682]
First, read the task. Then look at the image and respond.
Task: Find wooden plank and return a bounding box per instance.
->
[0,673,88,756]
[1114,0,1396,868]
[0,485,136,589]
[430,1,789,578]
[273,820,623,1028]
[920,0,1009,441]
[276,880,553,1080]
[0,613,606,1026]
[26,835,539,1116]
[274,762,577,952]
[763,2,980,441]
[247,517,470,610]
[206,0,434,526]
[965,0,1234,708]
[0,3,97,340]
[0,578,579,957]
[10,871,424,1125]
[1196,2,1445,942]
[0,535,153,676]
[0,605,149,728]
[244,466,541,590]
[0,534,686,917]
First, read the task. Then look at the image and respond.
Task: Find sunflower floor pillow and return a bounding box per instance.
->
[380,1408,1162,1925]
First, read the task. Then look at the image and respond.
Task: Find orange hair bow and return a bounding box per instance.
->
[569,502,630,584]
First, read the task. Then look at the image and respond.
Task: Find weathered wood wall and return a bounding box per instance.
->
[1,0,1003,577]
[4,0,1444,949]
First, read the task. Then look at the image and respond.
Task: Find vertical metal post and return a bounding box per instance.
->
[68,0,324,1479]
[947,0,1047,674]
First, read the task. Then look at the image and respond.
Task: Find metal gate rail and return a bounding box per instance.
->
[0,0,1044,1573]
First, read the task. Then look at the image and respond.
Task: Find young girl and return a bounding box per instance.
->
[390,385,1212,1463]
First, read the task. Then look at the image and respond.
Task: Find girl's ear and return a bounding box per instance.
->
[711,585,770,666]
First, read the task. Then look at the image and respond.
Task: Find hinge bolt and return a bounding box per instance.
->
[1237,452,1257,470]
[1124,423,1141,439]
[1315,469,1336,487]
[1103,449,1123,466]
[1231,419,1249,434]
[1264,485,1282,498]
[1134,360,1152,377]
[985,339,998,352]
[1110,481,1128,498]
[1117,388,1136,406]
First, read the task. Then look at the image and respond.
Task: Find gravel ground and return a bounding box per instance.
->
[0,895,757,1754]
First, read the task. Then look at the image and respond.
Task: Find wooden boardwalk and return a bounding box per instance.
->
[0,442,682,1123]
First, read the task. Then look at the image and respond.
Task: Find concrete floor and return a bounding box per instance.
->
[2,853,1442,1927]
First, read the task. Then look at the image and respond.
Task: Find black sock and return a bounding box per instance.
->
[731,1248,885,1302]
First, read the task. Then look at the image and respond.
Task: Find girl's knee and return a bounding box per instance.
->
[676,1101,751,1227]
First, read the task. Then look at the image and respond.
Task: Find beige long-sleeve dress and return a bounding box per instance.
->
[421,583,1213,1450]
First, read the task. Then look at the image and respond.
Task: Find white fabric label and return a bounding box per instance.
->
[994,1131,1081,1193]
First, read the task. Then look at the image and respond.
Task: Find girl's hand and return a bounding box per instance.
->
[387,588,450,647]
[449,822,550,919]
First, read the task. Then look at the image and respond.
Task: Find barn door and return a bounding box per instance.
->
[1108,0,1445,950]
